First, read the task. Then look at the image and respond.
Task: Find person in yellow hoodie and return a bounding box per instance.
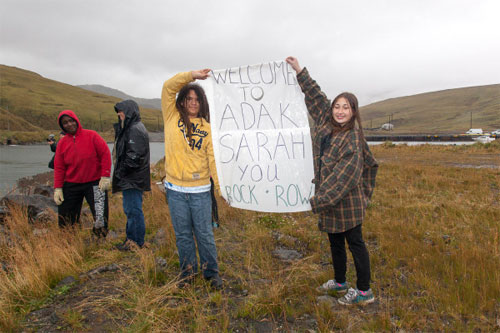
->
[161,69,222,289]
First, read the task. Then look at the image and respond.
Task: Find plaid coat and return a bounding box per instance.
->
[297,68,378,233]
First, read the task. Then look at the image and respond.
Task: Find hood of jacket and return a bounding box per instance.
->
[114,100,141,130]
[58,110,82,135]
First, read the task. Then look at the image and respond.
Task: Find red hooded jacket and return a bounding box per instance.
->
[54,110,111,188]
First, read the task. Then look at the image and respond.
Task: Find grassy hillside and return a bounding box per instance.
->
[361,84,500,133]
[0,65,163,135]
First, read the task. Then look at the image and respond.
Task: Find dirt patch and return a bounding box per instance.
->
[23,268,128,332]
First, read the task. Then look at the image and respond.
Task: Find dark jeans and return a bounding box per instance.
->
[166,188,219,279]
[123,189,146,247]
[328,224,371,291]
[58,180,108,229]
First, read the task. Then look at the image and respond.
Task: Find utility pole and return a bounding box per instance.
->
[470,111,472,129]
[99,113,103,132]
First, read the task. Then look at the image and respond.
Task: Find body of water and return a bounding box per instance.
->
[0,142,165,196]
[0,141,479,196]
[368,141,477,146]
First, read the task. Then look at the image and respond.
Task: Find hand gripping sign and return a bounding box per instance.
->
[199,61,315,212]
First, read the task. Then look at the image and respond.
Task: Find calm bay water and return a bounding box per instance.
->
[0,141,477,196]
[0,142,165,196]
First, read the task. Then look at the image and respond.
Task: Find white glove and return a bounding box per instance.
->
[54,188,64,205]
[98,177,111,192]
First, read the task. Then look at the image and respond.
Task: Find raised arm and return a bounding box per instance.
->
[161,72,194,122]
[161,69,211,122]
[286,56,331,125]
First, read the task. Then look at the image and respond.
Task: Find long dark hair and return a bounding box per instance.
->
[330,92,365,139]
[175,83,210,143]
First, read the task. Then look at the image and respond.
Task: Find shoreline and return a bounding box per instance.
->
[1,131,165,145]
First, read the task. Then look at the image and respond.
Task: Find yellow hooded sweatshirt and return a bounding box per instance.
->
[161,72,220,193]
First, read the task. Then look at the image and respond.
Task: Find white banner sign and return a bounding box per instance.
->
[200,61,314,212]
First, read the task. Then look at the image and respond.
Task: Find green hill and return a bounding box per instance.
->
[2,64,499,138]
[0,65,163,135]
[361,85,500,133]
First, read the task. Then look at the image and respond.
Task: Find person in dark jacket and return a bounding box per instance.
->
[286,56,378,306]
[112,100,151,250]
[48,132,65,169]
[54,110,112,237]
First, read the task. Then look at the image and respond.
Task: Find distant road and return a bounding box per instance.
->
[365,134,496,142]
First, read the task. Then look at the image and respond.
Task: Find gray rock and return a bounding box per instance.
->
[156,257,168,270]
[56,276,76,288]
[87,263,120,278]
[271,230,299,244]
[33,185,54,198]
[272,247,303,262]
[0,194,57,223]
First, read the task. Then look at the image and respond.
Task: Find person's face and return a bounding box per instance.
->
[117,111,125,121]
[332,97,353,126]
[184,90,200,118]
[61,115,78,135]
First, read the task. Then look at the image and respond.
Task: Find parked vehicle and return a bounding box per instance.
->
[491,129,500,135]
[465,128,483,135]
[472,135,495,143]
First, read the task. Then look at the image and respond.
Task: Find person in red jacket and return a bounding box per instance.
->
[53,110,112,237]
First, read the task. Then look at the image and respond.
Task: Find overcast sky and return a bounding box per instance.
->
[1,0,499,106]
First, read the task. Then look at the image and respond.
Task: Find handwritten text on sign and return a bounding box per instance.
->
[200,61,314,212]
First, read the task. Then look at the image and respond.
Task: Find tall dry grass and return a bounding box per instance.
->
[1,142,499,331]
[0,206,87,330]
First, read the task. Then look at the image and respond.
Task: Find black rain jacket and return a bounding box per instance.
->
[112,100,151,193]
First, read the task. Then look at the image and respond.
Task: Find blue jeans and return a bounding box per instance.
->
[166,189,218,279]
[123,189,145,247]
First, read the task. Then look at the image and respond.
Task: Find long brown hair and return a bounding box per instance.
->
[330,92,365,139]
[175,83,210,143]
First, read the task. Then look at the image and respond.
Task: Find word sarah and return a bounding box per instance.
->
[219,131,306,163]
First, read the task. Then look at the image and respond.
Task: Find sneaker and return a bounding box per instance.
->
[317,279,349,293]
[115,239,139,251]
[338,288,375,305]
[206,274,223,290]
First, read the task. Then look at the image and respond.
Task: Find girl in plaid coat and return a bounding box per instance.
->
[286,57,378,305]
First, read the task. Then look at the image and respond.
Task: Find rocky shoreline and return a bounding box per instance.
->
[0,172,56,225]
